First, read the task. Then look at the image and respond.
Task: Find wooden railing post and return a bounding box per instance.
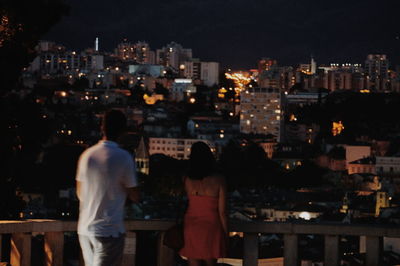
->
[366,236,381,266]
[11,233,31,266]
[44,232,64,266]
[0,234,2,261]
[324,235,339,266]
[122,231,136,266]
[157,232,175,266]
[243,233,258,266]
[284,234,298,266]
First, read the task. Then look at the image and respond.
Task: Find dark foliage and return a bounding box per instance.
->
[0,0,69,92]
[0,0,68,217]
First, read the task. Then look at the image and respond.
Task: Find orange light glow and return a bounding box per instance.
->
[332,121,344,136]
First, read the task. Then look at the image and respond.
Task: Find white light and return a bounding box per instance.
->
[299,212,311,220]
[174,79,192,84]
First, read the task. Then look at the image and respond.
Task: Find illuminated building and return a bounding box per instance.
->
[299,64,311,74]
[116,40,135,61]
[365,54,389,91]
[183,58,201,80]
[347,155,400,177]
[257,58,277,73]
[258,66,294,91]
[116,40,155,64]
[171,78,196,102]
[375,191,389,217]
[348,157,376,175]
[257,141,276,159]
[187,117,239,146]
[376,156,400,175]
[156,42,192,70]
[183,60,219,86]
[148,137,215,160]
[285,123,319,144]
[30,51,104,74]
[240,87,283,142]
[345,145,371,171]
[200,62,219,86]
[134,41,155,64]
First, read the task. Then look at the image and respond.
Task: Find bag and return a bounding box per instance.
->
[163,177,187,251]
[163,223,184,251]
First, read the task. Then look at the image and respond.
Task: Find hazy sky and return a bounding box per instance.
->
[45,0,399,69]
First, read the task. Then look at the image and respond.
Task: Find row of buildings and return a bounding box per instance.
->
[257,54,399,92]
[27,40,220,87]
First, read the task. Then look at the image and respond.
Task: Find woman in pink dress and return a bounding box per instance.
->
[180,142,228,266]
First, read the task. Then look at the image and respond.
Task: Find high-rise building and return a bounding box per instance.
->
[134,41,155,64]
[257,58,277,73]
[30,51,104,74]
[156,42,192,70]
[258,66,295,91]
[116,40,135,61]
[183,60,219,86]
[116,40,155,64]
[365,54,389,91]
[200,62,219,87]
[240,87,283,142]
[183,59,201,80]
[310,57,317,75]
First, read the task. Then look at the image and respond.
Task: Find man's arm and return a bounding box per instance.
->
[76,181,81,201]
[123,153,140,203]
[126,187,140,203]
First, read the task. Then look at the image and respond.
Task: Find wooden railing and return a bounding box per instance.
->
[1,219,400,266]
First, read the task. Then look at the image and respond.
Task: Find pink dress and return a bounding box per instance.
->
[180,195,226,259]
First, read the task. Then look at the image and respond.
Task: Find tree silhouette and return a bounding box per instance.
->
[0,0,68,92]
[0,0,68,218]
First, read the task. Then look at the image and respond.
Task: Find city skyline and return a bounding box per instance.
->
[44,0,400,69]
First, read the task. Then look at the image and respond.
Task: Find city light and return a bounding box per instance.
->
[225,72,251,92]
[299,212,311,220]
[332,121,345,136]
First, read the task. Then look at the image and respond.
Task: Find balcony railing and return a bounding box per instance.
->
[1,219,400,266]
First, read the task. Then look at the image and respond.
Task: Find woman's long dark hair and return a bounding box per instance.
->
[187,142,217,180]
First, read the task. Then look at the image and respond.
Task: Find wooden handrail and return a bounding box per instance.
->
[1,219,400,237]
[1,219,398,266]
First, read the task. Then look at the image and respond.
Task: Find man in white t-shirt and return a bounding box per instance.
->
[76,110,140,266]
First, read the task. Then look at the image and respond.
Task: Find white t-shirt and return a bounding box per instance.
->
[76,140,138,237]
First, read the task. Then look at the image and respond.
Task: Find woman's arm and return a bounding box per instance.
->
[218,176,228,235]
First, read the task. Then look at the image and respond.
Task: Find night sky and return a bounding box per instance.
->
[45,0,399,69]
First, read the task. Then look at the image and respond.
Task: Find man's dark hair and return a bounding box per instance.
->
[102,110,127,141]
